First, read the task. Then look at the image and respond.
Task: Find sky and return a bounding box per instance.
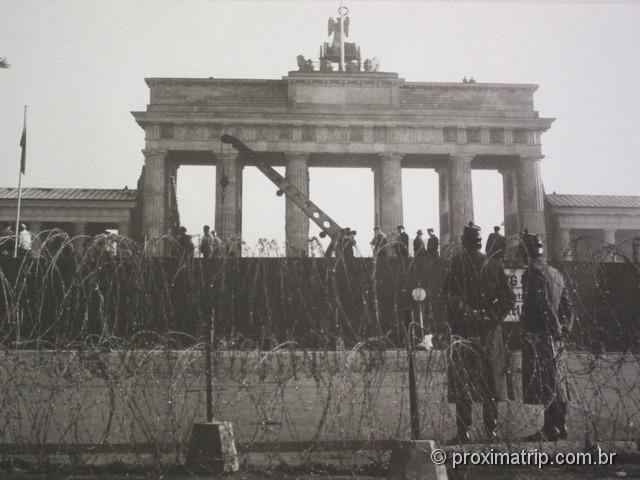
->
[1,1,639,255]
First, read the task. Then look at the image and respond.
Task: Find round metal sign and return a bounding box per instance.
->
[411,286,427,302]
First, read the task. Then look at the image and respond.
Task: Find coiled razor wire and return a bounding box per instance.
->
[0,230,638,476]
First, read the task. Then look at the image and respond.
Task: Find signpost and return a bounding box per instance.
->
[504,268,524,322]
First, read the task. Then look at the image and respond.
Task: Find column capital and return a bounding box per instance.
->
[449,153,475,163]
[378,152,404,162]
[497,165,515,175]
[284,151,311,161]
[215,150,239,159]
[142,149,167,159]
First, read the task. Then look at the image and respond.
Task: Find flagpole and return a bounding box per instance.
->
[339,0,345,72]
[14,105,26,258]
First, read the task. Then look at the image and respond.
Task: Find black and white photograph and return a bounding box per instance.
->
[0,1,639,478]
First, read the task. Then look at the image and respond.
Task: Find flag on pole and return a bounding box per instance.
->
[19,114,26,174]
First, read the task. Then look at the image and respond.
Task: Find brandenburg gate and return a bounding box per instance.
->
[132,13,552,257]
[132,68,552,256]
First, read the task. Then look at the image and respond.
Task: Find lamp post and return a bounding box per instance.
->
[411,285,427,337]
[405,283,427,441]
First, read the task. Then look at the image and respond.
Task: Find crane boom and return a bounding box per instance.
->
[220,134,346,251]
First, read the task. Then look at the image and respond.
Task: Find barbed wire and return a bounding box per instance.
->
[0,230,638,475]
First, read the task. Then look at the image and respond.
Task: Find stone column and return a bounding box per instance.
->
[74,222,88,254]
[517,156,546,237]
[375,153,404,242]
[285,152,310,257]
[75,222,87,236]
[556,228,572,261]
[119,222,130,238]
[500,166,520,259]
[373,165,381,229]
[603,229,616,245]
[436,165,450,246]
[142,149,168,254]
[500,167,519,237]
[448,154,474,240]
[215,153,243,255]
[603,229,617,262]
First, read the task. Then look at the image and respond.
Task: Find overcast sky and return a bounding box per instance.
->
[1,1,639,254]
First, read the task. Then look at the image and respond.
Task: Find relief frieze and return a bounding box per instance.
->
[394,127,411,144]
[301,126,316,142]
[168,123,526,146]
[256,126,273,141]
[278,126,294,141]
[326,126,346,142]
[349,127,364,142]
[372,127,387,142]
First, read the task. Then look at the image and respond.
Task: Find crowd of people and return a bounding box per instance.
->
[165,222,511,260]
[0,224,124,258]
[364,223,508,260]
[168,224,225,258]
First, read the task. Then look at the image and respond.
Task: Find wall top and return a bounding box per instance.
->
[145,75,537,91]
[285,71,400,82]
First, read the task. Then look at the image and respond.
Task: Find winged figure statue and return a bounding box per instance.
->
[327,16,349,50]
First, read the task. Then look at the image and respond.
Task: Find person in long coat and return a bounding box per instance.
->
[426,228,439,258]
[519,232,574,441]
[395,225,409,257]
[200,225,214,259]
[442,222,516,444]
[413,230,427,257]
[485,226,507,261]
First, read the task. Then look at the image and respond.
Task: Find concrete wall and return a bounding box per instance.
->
[0,349,637,454]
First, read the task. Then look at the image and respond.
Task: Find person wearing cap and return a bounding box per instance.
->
[519,231,574,441]
[486,226,507,261]
[442,222,515,444]
[177,226,194,257]
[370,226,388,257]
[413,230,427,258]
[340,228,357,258]
[426,228,439,258]
[395,225,409,257]
[200,225,214,259]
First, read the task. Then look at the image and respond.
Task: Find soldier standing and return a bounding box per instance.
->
[345,229,357,258]
[486,226,507,261]
[426,228,439,258]
[395,225,409,257]
[519,232,574,441]
[177,226,194,257]
[442,222,515,444]
[200,225,214,258]
[339,228,357,258]
[413,230,426,257]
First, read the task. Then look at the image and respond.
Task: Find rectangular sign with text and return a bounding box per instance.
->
[505,268,524,322]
